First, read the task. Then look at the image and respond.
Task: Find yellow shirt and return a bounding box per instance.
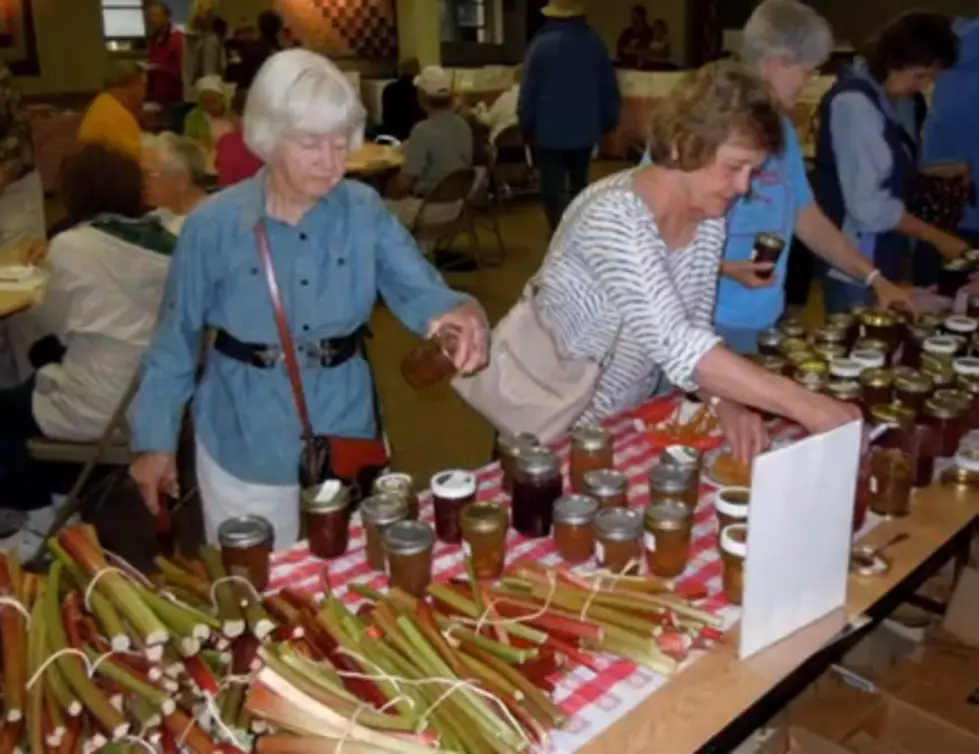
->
[77,93,142,159]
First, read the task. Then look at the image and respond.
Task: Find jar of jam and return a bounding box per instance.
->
[901,326,932,369]
[752,232,785,277]
[937,257,972,298]
[787,348,819,369]
[869,403,915,452]
[756,328,783,356]
[953,356,979,382]
[714,486,749,532]
[860,369,894,416]
[850,303,870,320]
[859,309,904,354]
[893,372,933,417]
[643,500,692,578]
[460,503,509,580]
[720,524,747,605]
[373,473,420,520]
[361,493,408,571]
[830,358,864,381]
[511,448,562,538]
[583,469,628,509]
[923,334,960,366]
[967,295,979,320]
[811,324,847,348]
[648,463,698,512]
[794,360,830,393]
[569,425,614,494]
[813,343,847,363]
[955,375,979,429]
[659,445,703,479]
[594,508,643,575]
[401,328,459,390]
[945,316,978,352]
[972,332,979,357]
[828,312,859,350]
[218,515,275,592]
[779,318,807,340]
[301,480,351,560]
[553,494,599,564]
[868,446,913,517]
[923,397,966,457]
[496,432,540,493]
[778,336,810,358]
[851,348,887,372]
[757,354,790,377]
[940,447,979,488]
[430,470,477,544]
[383,521,434,598]
[919,312,949,331]
[911,421,942,488]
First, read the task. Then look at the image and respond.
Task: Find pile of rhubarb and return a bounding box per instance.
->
[0,529,723,753]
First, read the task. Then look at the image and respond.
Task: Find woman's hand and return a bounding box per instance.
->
[870,276,916,315]
[721,260,775,288]
[714,399,769,464]
[130,452,179,515]
[428,300,489,375]
[793,392,863,437]
[934,230,971,260]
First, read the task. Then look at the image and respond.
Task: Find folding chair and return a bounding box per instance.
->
[410,168,483,269]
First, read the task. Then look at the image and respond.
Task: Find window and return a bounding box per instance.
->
[101,0,147,41]
[440,0,501,44]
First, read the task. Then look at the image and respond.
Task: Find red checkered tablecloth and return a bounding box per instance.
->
[267,399,811,751]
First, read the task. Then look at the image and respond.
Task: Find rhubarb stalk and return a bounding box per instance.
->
[200,547,245,638]
[0,553,27,724]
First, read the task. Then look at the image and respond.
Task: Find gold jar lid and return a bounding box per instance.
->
[460,502,508,534]
[787,348,818,366]
[756,328,783,349]
[869,402,915,428]
[854,337,889,353]
[956,375,979,396]
[779,319,807,339]
[894,371,933,395]
[859,308,901,329]
[827,312,856,331]
[813,343,847,362]
[757,354,788,374]
[860,367,894,389]
[942,256,972,272]
[850,304,870,319]
[811,325,848,345]
[826,379,862,401]
[643,500,690,532]
[925,396,964,420]
[933,388,971,411]
[918,312,947,331]
[755,232,785,252]
[778,336,810,355]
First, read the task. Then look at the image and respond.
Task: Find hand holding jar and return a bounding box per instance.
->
[712,399,768,464]
[426,299,489,376]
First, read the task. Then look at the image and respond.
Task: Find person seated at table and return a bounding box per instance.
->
[0,145,173,538]
[127,49,488,550]
[141,132,209,234]
[617,5,653,69]
[215,88,263,187]
[521,61,859,463]
[183,75,233,152]
[380,58,425,142]
[475,66,521,146]
[813,11,971,313]
[714,0,913,353]
[77,61,147,160]
[386,65,474,229]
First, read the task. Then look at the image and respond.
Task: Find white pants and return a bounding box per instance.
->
[195,438,300,551]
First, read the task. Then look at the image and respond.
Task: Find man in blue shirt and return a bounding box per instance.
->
[715,0,912,352]
[519,0,620,232]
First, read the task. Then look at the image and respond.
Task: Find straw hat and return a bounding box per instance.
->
[541,0,585,18]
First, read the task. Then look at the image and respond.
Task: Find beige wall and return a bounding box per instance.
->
[586,0,687,67]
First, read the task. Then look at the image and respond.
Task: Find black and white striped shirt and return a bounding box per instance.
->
[536,169,725,422]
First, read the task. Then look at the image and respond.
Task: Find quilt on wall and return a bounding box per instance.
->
[283,0,398,59]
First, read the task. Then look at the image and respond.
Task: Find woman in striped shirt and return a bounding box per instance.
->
[534,61,860,461]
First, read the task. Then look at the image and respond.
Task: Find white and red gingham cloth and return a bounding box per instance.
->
[267,398,861,751]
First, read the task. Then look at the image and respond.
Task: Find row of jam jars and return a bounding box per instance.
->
[569,425,614,493]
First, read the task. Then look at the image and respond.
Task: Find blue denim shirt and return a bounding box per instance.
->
[130,172,470,485]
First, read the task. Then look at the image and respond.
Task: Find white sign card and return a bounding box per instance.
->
[739,420,862,659]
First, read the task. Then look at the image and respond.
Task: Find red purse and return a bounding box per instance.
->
[255,222,389,497]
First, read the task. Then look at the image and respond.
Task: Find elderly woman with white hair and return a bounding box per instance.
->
[141,131,209,234]
[712,0,914,353]
[128,49,488,547]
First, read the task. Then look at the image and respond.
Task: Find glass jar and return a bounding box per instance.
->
[714,486,749,532]
[720,524,748,606]
[937,256,972,298]
[859,309,903,355]
[851,348,887,372]
[923,335,960,366]
[955,375,979,430]
[218,515,275,592]
[583,468,628,509]
[860,369,894,416]
[850,303,870,320]
[869,403,916,452]
[830,358,864,381]
[429,470,477,544]
[794,360,830,393]
[811,324,848,349]
[756,328,783,356]
[919,312,948,331]
[911,421,942,489]
[778,336,810,359]
[922,397,965,457]
[752,232,785,276]
[813,343,847,364]
[401,328,459,390]
[460,503,509,580]
[648,463,698,512]
[893,372,933,417]
[828,312,859,350]
[373,473,420,520]
[301,480,351,560]
[778,318,807,340]
[757,354,790,377]
[826,379,862,406]
[787,348,819,369]
[868,446,913,517]
[953,356,979,382]
[659,445,703,479]
[361,493,408,571]
[901,326,932,369]
[593,508,643,575]
[944,315,978,345]
[933,390,971,449]
[643,500,692,578]
[552,494,599,564]
[854,337,890,358]
[569,425,614,494]
[383,521,434,598]
[940,447,979,488]
[496,432,540,494]
[967,295,979,320]
[511,448,563,538]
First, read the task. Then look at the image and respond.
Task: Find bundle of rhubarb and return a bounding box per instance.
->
[244,561,724,753]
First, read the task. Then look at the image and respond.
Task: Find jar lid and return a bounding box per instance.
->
[553,494,600,526]
[755,232,785,252]
[925,396,964,420]
[430,470,478,500]
[515,448,560,478]
[659,444,701,470]
[461,502,508,534]
[942,256,972,271]
[715,487,750,518]
[933,388,971,411]
[860,368,894,389]
[850,304,870,318]
[955,448,979,473]
[497,431,540,457]
[778,336,810,355]
[827,379,862,400]
[786,349,817,367]
[720,523,748,558]
[644,499,690,531]
[813,343,847,362]
[373,472,414,497]
[850,349,886,370]
[756,328,782,346]
[946,315,978,334]
[854,337,889,354]
[827,312,855,330]
[907,325,933,342]
[583,468,628,496]
[572,424,610,452]
[796,360,829,377]
[757,355,788,374]
[919,312,946,330]
[593,508,643,542]
[383,520,434,557]
[894,372,933,395]
[923,335,960,355]
[859,308,900,328]
[870,403,915,428]
[956,375,979,396]
[360,494,408,527]
[830,358,864,379]
[301,480,351,514]
[812,325,848,344]
[648,463,691,494]
[217,515,274,550]
[778,319,806,338]
[953,356,979,377]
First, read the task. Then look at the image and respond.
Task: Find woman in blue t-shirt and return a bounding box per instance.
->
[714,0,914,352]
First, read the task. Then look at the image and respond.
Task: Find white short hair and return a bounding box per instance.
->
[741,0,834,68]
[142,131,208,187]
[244,49,366,161]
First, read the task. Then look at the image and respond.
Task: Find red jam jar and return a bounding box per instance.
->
[944,315,978,348]
[301,480,351,560]
[860,369,894,417]
[923,397,966,457]
[892,371,933,418]
[429,470,477,544]
[756,328,783,356]
[859,309,904,355]
[511,448,563,538]
[218,515,275,592]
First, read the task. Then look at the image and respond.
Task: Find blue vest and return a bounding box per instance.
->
[812,73,917,281]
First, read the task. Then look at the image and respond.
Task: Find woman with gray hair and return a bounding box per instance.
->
[141,131,209,233]
[128,49,487,548]
[713,0,913,353]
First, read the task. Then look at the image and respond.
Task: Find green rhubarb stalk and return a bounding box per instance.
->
[517,583,652,635]
[44,682,65,739]
[49,541,128,652]
[82,646,175,715]
[277,644,353,703]
[347,583,385,604]
[240,588,274,640]
[599,636,677,674]
[428,583,547,645]
[199,546,245,638]
[437,619,537,664]
[128,696,161,732]
[458,652,551,740]
[137,585,217,639]
[42,627,81,717]
[27,594,46,754]
[153,557,211,601]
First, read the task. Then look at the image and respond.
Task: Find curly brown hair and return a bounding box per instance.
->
[647,60,783,171]
[58,144,146,223]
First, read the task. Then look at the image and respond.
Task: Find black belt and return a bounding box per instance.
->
[213,328,362,369]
